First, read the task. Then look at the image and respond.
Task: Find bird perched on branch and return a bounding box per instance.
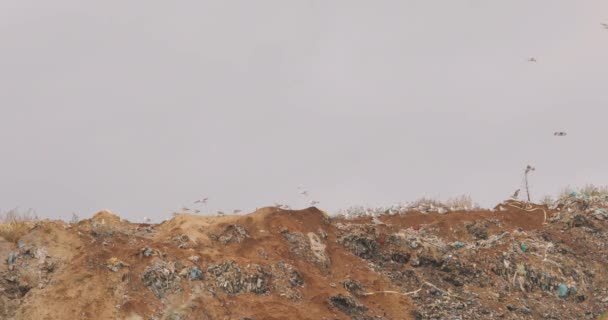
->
[525,165,535,174]
[511,189,520,199]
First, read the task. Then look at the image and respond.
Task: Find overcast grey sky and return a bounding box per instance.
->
[1,1,607,221]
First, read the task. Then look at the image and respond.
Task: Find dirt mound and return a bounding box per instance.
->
[89,210,125,227]
[1,204,607,319]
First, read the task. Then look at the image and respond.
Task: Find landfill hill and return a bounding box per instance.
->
[1,197,608,320]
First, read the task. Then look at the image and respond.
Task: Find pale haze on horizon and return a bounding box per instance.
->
[1,1,607,222]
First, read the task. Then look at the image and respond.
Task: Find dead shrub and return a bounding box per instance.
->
[0,208,37,243]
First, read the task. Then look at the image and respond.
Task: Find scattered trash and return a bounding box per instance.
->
[342,279,365,297]
[140,247,161,257]
[520,242,527,253]
[206,261,270,295]
[283,231,330,269]
[7,252,17,265]
[452,242,465,249]
[465,221,489,240]
[210,224,250,244]
[141,261,183,298]
[188,255,200,263]
[189,267,203,280]
[338,227,379,260]
[557,284,568,297]
[328,294,374,320]
[106,257,129,272]
[171,235,191,249]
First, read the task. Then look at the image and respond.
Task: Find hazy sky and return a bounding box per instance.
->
[1,1,608,221]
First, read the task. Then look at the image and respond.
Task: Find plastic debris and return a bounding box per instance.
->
[189,267,203,280]
[141,261,183,298]
[140,247,160,257]
[7,252,17,265]
[106,257,129,272]
[453,241,465,249]
[557,284,568,297]
[520,243,527,253]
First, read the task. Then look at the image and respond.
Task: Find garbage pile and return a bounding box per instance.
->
[328,294,376,320]
[337,198,479,219]
[280,262,306,295]
[206,261,271,295]
[210,224,250,244]
[1,244,56,302]
[333,205,608,320]
[553,191,608,222]
[342,279,365,297]
[141,261,183,298]
[2,204,607,319]
[282,230,331,269]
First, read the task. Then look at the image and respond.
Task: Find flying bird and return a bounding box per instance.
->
[233,209,242,214]
[528,57,537,63]
[310,200,320,206]
[217,211,225,216]
[554,131,567,136]
[525,165,535,174]
[194,197,208,205]
[300,190,309,196]
[182,207,190,211]
[601,23,608,29]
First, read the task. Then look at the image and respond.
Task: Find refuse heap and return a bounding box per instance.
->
[1,205,607,320]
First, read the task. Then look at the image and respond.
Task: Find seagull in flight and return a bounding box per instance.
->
[554,131,567,136]
[194,197,208,205]
[601,23,608,29]
[310,200,320,206]
[528,57,537,63]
